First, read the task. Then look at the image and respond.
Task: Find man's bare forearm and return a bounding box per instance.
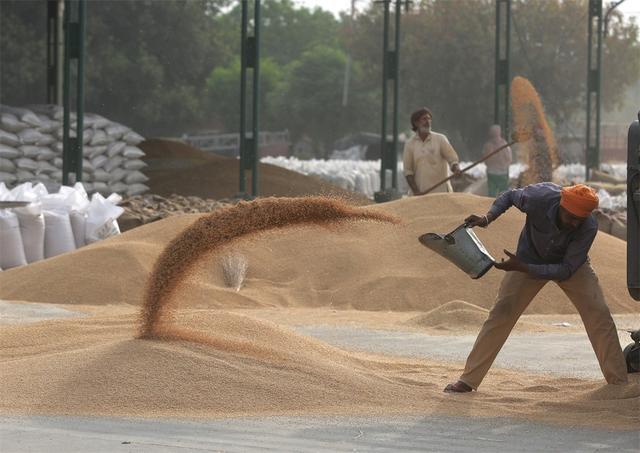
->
[405,175,420,195]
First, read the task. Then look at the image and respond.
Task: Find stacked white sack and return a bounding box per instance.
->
[0,104,149,196]
[0,182,123,271]
[261,156,627,206]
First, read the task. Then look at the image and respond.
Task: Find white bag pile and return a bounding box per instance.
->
[262,156,385,199]
[0,104,149,196]
[262,156,627,207]
[0,182,124,271]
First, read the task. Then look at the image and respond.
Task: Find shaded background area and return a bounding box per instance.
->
[1,0,638,161]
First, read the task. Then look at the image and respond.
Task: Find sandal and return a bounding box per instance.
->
[444,381,473,393]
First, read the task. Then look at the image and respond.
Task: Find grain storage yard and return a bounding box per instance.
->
[1,1,639,451]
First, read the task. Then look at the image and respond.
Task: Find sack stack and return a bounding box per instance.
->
[0,182,123,271]
[0,104,149,196]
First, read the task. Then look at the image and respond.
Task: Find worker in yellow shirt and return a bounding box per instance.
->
[403,107,461,195]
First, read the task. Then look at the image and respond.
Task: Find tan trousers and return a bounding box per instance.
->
[459,263,628,389]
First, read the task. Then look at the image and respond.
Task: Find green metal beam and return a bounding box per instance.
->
[238,0,261,198]
[494,0,511,138]
[46,0,61,105]
[377,0,390,199]
[62,0,86,185]
[239,1,248,195]
[627,111,640,300]
[391,0,401,190]
[586,0,603,180]
[375,0,406,203]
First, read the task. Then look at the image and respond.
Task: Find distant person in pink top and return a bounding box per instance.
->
[483,125,512,197]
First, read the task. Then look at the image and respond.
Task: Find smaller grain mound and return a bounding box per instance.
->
[511,76,559,185]
[406,300,489,331]
[139,138,372,204]
[139,196,399,339]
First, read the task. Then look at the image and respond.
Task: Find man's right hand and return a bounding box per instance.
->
[465,214,490,228]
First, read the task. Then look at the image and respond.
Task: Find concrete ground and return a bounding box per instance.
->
[295,325,636,380]
[1,303,638,452]
[1,415,638,453]
[0,300,84,325]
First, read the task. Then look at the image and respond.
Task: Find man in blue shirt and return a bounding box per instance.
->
[445,183,629,392]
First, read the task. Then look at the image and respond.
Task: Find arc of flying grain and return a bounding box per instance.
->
[138,196,399,340]
[511,76,560,185]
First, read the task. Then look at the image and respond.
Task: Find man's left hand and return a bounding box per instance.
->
[451,163,462,176]
[493,249,529,273]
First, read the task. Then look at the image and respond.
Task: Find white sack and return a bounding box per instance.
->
[0,130,21,147]
[0,157,16,172]
[17,129,44,145]
[93,169,111,182]
[123,131,144,145]
[69,210,87,248]
[123,159,147,171]
[0,113,28,132]
[43,210,77,258]
[0,144,20,159]
[125,170,149,184]
[85,192,123,244]
[126,183,149,196]
[0,210,28,269]
[0,172,17,184]
[15,203,45,263]
[15,158,38,171]
[104,156,124,172]
[107,141,126,158]
[109,168,127,182]
[122,146,145,159]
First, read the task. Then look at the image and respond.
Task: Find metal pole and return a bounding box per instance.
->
[494,0,511,137]
[251,0,261,197]
[595,1,602,176]
[391,0,401,190]
[379,0,390,192]
[586,0,602,180]
[62,0,71,185]
[627,111,640,300]
[494,0,500,126]
[504,0,511,138]
[75,0,85,181]
[47,0,59,104]
[62,0,85,185]
[239,0,248,195]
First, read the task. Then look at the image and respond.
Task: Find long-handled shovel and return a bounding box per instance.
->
[418,130,531,196]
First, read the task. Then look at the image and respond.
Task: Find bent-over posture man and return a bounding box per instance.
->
[445,183,629,392]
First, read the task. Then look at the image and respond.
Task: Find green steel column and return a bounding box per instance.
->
[627,111,640,300]
[586,0,603,180]
[47,0,60,104]
[239,0,248,195]
[494,0,500,126]
[251,0,261,197]
[379,0,390,194]
[505,0,511,137]
[375,0,404,202]
[75,0,85,182]
[238,0,260,198]
[61,0,86,185]
[494,0,511,137]
[62,0,72,185]
[595,0,602,175]
[391,0,401,189]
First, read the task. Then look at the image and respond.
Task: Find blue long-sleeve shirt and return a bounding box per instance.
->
[488,182,598,281]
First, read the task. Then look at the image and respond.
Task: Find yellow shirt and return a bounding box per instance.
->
[402,131,459,194]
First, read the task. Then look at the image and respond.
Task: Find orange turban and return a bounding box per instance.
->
[560,184,599,217]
